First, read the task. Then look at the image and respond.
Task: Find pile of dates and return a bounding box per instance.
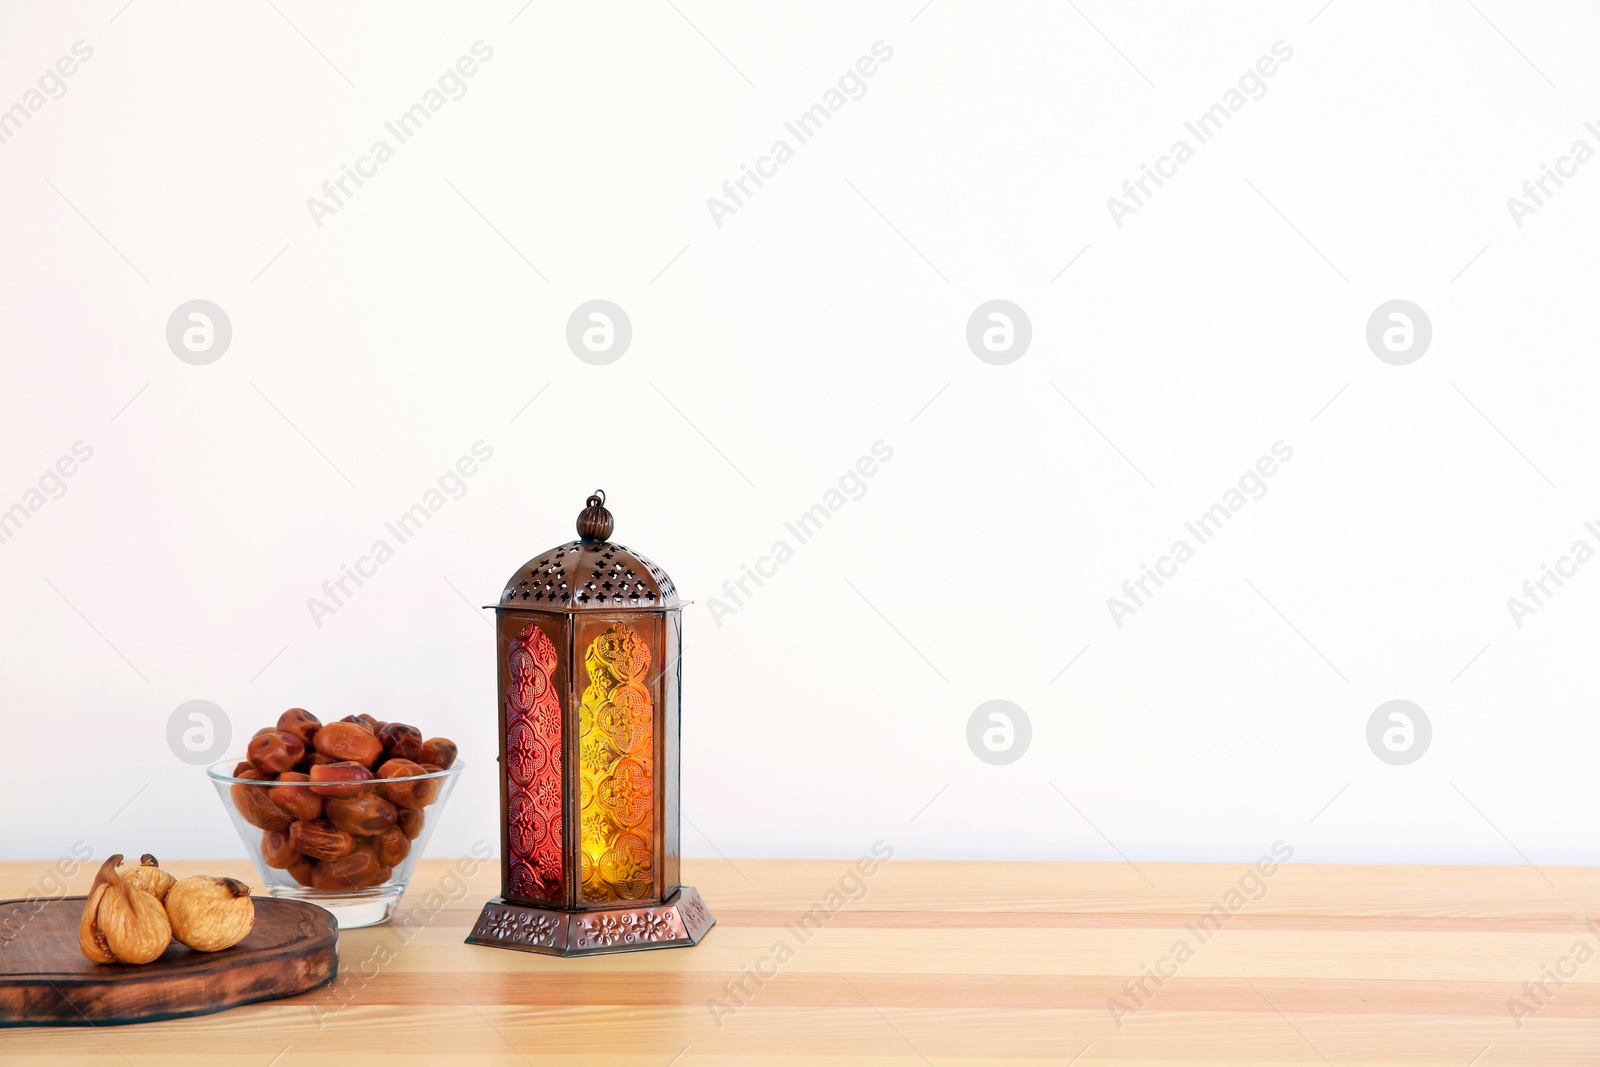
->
[231,709,457,892]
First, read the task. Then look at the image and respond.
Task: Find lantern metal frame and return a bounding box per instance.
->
[466,492,714,956]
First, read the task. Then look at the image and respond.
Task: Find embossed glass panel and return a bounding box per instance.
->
[578,619,658,903]
[504,620,563,903]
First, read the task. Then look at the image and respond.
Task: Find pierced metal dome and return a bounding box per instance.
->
[500,491,679,611]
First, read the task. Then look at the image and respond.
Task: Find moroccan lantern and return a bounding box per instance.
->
[466,490,714,955]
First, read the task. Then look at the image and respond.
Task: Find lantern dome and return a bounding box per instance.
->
[499,491,679,610]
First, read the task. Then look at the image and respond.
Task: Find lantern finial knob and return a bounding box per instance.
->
[577,490,613,542]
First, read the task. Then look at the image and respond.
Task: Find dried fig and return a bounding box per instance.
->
[78,877,115,964]
[78,855,171,965]
[313,722,384,766]
[117,854,175,903]
[166,875,254,952]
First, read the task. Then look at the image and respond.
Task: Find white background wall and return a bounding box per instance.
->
[2,0,1597,872]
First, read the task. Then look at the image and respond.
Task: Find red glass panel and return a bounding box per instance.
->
[505,621,562,902]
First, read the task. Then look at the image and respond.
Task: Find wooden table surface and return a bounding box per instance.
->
[3,856,1599,1064]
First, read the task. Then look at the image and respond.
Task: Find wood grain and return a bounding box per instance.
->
[0,895,336,1026]
[0,857,1597,1063]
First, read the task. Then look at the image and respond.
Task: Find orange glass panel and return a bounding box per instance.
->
[579,622,655,902]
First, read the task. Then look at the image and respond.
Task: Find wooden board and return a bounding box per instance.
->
[0,895,337,1027]
[3,858,1600,1062]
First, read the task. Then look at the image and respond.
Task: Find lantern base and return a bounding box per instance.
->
[464,886,715,957]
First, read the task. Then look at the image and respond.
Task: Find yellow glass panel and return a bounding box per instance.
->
[579,623,654,901]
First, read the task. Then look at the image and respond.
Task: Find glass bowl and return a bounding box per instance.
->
[206,758,464,928]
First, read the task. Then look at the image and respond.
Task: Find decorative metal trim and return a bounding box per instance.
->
[503,540,679,610]
[465,886,715,957]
